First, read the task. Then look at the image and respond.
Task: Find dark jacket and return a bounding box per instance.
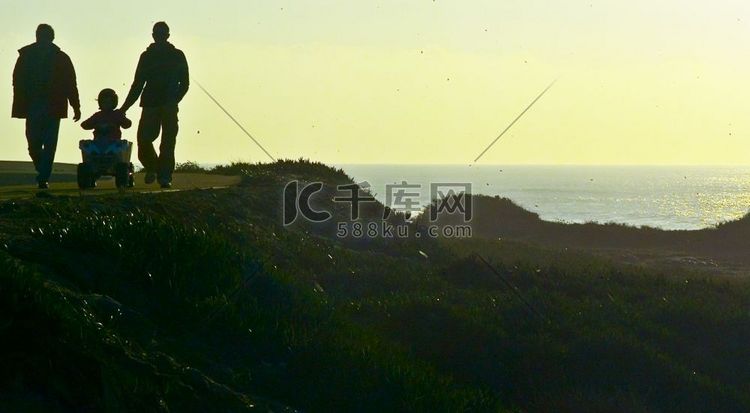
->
[123,42,189,109]
[81,109,132,141]
[12,42,80,119]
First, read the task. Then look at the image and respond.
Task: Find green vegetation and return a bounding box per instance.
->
[0,160,749,412]
[174,160,209,173]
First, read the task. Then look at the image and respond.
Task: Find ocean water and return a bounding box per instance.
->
[336,165,750,231]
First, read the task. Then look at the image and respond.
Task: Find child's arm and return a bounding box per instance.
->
[80,112,98,130]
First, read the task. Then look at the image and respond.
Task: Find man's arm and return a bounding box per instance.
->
[176,50,189,104]
[64,54,81,122]
[119,110,132,129]
[12,54,25,90]
[121,54,146,113]
[12,53,27,116]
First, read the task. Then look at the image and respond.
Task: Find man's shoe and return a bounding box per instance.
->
[144,172,156,184]
[160,182,172,189]
[37,182,49,189]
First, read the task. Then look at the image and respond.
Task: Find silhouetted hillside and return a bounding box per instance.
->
[427,194,750,266]
[1,160,749,412]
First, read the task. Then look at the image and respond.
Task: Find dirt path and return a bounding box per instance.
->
[0,173,241,200]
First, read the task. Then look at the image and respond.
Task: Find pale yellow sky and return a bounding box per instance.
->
[1,0,750,165]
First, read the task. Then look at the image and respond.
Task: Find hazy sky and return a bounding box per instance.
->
[1,0,750,165]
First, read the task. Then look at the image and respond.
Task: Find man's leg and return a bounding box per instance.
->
[26,111,60,185]
[137,107,161,180]
[157,105,179,185]
[37,117,61,184]
[25,118,43,175]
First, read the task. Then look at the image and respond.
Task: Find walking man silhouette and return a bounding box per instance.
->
[121,22,189,188]
[12,24,81,189]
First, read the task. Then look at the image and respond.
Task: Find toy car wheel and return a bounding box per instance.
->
[77,163,94,189]
[127,164,135,188]
[115,163,130,188]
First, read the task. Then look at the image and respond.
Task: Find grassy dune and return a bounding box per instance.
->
[0,160,749,412]
[425,194,750,274]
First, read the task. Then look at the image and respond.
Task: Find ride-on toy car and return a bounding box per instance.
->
[77,139,135,189]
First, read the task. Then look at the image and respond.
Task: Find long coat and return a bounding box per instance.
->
[12,42,80,119]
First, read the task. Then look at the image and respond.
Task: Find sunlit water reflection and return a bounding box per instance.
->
[337,165,750,230]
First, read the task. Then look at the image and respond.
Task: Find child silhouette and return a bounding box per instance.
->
[81,89,131,152]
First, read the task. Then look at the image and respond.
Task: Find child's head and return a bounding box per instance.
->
[97,89,118,111]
